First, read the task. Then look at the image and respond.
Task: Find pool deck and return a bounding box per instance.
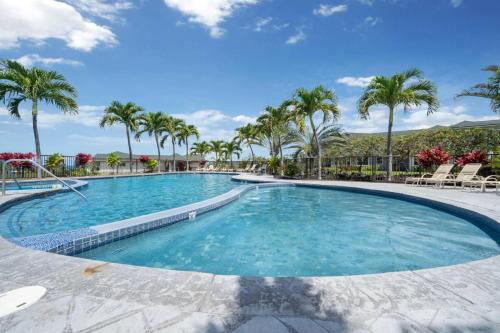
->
[0,174,499,332]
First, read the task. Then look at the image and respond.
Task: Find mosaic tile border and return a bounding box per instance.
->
[10,182,293,256]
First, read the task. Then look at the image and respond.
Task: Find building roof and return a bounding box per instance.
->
[93,152,203,161]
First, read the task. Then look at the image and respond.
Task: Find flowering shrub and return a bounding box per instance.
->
[455,150,489,166]
[177,161,186,171]
[75,153,92,167]
[139,155,151,164]
[200,160,206,167]
[0,152,35,168]
[415,147,450,168]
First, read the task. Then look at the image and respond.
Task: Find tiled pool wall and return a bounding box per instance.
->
[8,182,293,256]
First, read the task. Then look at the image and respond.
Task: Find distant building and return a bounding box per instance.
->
[92,152,203,173]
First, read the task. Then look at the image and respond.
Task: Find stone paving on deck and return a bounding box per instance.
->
[0,174,499,333]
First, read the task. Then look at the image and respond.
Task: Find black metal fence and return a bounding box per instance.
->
[286,154,497,182]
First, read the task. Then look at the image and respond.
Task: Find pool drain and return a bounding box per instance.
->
[0,286,47,318]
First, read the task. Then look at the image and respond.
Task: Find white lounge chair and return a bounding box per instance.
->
[248,164,257,173]
[207,165,215,172]
[425,163,483,188]
[462,175,500,192]
[405,164,454,186]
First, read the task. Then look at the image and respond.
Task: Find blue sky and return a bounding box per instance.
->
[0,0,499,157]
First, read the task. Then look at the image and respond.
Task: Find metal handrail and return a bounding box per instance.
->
[2,159,87,200]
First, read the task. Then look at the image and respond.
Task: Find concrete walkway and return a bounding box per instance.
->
[0,175,499,332]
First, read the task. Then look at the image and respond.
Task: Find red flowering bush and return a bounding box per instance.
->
[0,152,35,168]
[139,155,151,164]
[455,150,488,166]
[200,160,206,167]
[75,153,92,167]
[416,147,450,168]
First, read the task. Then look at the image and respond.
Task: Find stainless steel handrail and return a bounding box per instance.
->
[2,159,87,200]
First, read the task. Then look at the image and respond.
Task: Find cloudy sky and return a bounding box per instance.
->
[0,0,499,156]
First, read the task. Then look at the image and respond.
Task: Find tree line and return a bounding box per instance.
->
[1,58,498,179]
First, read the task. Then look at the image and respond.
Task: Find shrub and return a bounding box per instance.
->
[75,153,92,167]
[0,152,35,169]
[45,153,65,172]
[415,147,450,168]
[267,156,279,175]
[146,159,159,173]
[139,155,151,164]
[491,147,500,172]
[106,153,121,173]
[455,150,489,166]
[283,163,300,178]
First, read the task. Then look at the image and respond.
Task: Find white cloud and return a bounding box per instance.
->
[450,0,463,7]
[336,76,375,87]
[313,4,348,16]
[16,54,83,67]
[340,104,499,133]
[172,109,256,141]
[286,29,306,45]
[63,0,134,22]
[253,17,273,32]
[163,0,260,38]
[363,16,381,27]
[0,105,104,128]
[357,0,374,5]
[0,0,117,51]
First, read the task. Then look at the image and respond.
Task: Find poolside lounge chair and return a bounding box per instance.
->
[237,164,251,172]
[248,164,257,173]
[405,164,454,186]
[462,175,500,192]
[207,165,215,172]
[425,163,483,188]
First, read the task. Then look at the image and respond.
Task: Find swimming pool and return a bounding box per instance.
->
[0,174,237,238]
[77,185,500,277]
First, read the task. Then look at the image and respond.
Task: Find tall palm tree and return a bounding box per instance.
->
[358,69,438,181]
[458,65,499,114]
[191,141,211,159]
[222,140,243,168]
[135,112,168,173]
[209,140,225,163]
[292,86,340,180]
[0,60,78,177]
[178,124,200,171]
[160,116,185,171]
[257,102,294,173]
[100,101,144,173]
[234,124,260,164]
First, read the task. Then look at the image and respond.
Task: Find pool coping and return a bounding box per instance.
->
[1,174,500,331]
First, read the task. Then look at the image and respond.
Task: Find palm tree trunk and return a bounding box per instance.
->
[171,138,176,172]
[31,101,42,178]
[155,135,161,173]
[309,116,322,180]
[278,137,284,176]
[249,144,255,164]
[125,126,133,173]
[186,140,189,172]
[386,107,394,181]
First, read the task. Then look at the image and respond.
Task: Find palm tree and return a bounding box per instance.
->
[178,124,200,171]
[135,112,168,173]
[160,116,185,171]
[289,124,345,159]
[458,65,499,114]
[0,60,78,177]
[257,102,294,173]
[234,124,260,164]
[209,140,225,163]
[292,86,340,180]
[358,69,438,180]
[223,140,243,168]
[100,101,144,173]
[191,141,211,159]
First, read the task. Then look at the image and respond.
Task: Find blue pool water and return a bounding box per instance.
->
[78,186,500,277]
[0,174,236,238]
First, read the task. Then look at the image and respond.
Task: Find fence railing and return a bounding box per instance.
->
[285,154,497,182]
